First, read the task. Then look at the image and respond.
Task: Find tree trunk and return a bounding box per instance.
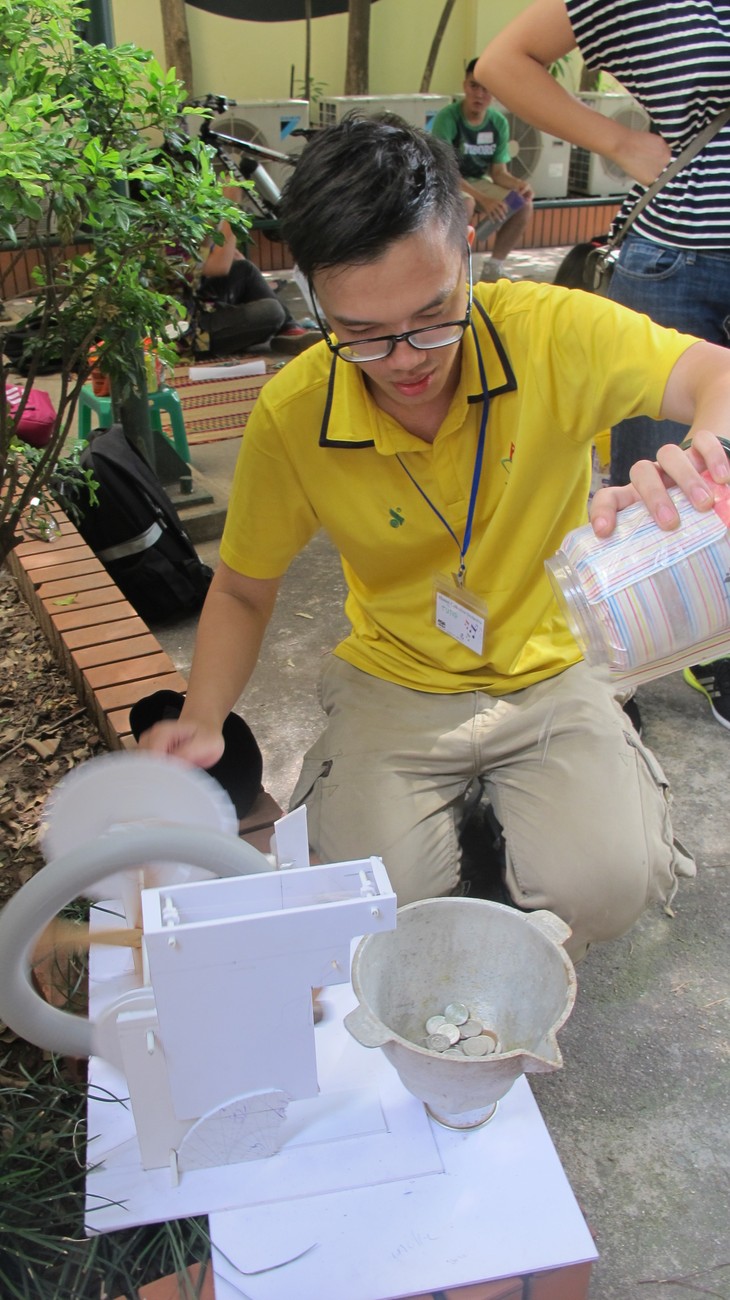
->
[160,0,194,96]
[420,0,458,93]
[345,0,371,96]
[305,0,312,101]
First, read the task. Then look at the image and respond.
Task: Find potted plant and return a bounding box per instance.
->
[0,0,248,567]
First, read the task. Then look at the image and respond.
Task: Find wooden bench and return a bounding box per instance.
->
[8,509,185,751]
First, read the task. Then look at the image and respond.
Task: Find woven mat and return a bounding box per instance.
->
[159,356,280,446]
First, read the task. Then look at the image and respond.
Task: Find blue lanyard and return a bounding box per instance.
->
[396,322,491,587]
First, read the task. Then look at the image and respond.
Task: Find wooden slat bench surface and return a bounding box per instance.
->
[7,508,185,750]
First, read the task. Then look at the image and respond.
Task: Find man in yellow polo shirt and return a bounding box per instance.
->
[142,115,730,961]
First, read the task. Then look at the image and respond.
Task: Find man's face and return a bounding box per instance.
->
[462,72,492,121]
[312,222,469,431]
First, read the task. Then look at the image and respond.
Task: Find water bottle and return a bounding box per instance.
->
[142,336,161,393]
[474,189,525,242]
[545,474,730,687]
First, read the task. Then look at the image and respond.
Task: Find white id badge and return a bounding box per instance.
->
[433,574,487,655]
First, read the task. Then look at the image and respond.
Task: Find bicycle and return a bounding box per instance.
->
[187,93,315,234]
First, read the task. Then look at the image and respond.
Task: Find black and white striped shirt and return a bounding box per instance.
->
[566,0,730,249]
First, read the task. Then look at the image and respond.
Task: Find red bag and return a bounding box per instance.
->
[5,384,57,448]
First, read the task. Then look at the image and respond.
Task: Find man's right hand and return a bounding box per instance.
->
[138,717,226,770]
[479,196,509,223]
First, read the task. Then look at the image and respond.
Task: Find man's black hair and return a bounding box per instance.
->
[465,58,478,77]
[279,112,466,278]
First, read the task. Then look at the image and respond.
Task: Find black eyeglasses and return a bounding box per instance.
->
[309,246,473,364]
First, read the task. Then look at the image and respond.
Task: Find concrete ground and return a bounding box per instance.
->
[30,249,730,1298]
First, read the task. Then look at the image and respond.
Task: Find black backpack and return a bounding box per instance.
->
[2,309,65,375]
[70,425,213,623]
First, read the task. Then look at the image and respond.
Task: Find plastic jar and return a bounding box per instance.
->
[545,475,730,686]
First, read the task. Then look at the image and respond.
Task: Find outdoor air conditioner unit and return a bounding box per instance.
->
[318,95,451,131]
[568,92,651,196]
[213,99,310,193]
[495,105,571,199]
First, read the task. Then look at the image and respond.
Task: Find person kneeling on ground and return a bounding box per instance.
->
[140,113,730,962]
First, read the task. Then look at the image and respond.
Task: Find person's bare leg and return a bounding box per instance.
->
[492,195,532,260]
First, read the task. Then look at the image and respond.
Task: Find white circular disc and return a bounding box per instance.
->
[177,1089,291,1170]
[41,753,239,898]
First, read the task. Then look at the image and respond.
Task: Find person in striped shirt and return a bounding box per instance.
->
[477,0,730,731]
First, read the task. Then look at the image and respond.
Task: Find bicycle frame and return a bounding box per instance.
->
[188,94,310,228]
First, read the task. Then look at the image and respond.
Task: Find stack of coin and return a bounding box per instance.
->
[421,1003,499,1057]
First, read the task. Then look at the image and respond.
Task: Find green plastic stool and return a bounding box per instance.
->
[76,383,191,464]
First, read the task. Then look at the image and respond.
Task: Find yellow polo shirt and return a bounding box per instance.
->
[220,280,695,695]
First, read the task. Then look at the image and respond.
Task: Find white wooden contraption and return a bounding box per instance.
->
[0,754,397,1181]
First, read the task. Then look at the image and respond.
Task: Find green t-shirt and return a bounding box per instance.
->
[431,100,511,180]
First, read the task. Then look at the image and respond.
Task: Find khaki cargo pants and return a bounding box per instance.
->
[290,657,694,961]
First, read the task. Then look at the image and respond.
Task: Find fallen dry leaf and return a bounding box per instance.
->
[26,736,61,760]
[0,568,108,912]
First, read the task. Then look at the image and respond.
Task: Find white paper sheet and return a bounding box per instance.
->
[210,1065,597,1300]
[84,905,596,1300]
[187,360,266,381]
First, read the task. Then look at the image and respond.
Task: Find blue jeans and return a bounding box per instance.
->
[607,235,730,485]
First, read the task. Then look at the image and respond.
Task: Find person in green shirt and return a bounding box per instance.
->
[431,58,533,280]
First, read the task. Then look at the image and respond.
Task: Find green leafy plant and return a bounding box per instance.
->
[0,1047,213,1299]
[0,910,214,1299]
[294,77,328,105]
[548,55,572,80]
[10,437,98,542]
[0,0,249,566]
